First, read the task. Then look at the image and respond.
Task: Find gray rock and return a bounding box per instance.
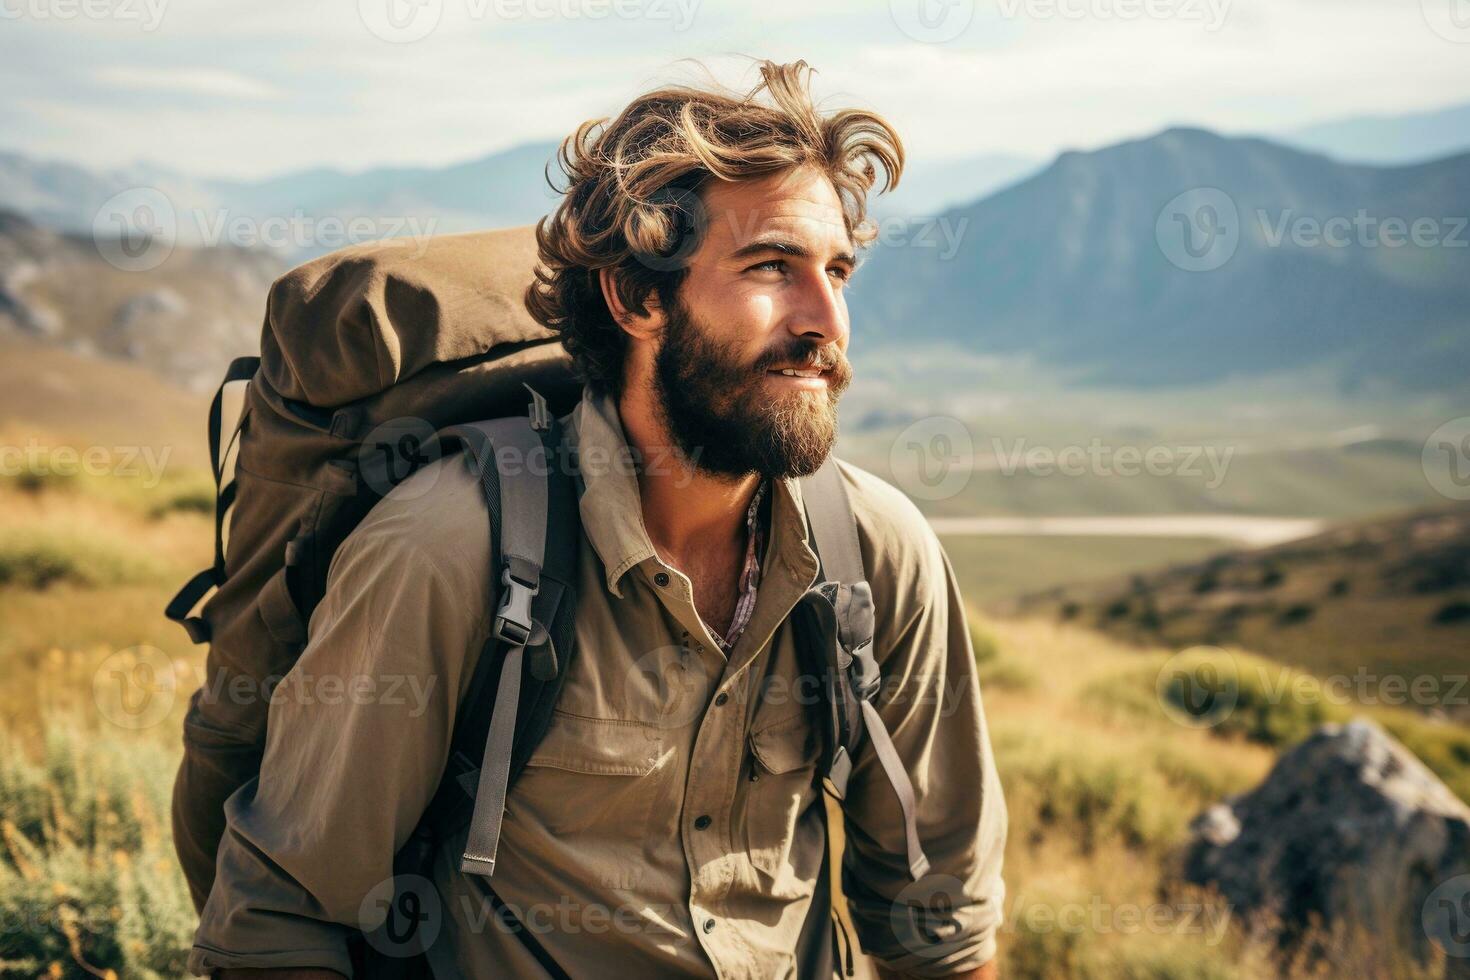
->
[1183,718,1470,974]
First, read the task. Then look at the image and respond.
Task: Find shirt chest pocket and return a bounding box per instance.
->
[744,711,824,889]
[509,710,673,890]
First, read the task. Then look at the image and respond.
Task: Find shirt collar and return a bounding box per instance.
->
[565,387,816,599]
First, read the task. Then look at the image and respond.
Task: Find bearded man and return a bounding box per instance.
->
[186,59,1006,980]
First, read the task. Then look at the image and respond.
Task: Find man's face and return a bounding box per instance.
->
[649,166,856,480]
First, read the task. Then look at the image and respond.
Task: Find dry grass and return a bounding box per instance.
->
[0,456,1465,977]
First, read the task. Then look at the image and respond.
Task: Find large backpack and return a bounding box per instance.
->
[165,227,931,978]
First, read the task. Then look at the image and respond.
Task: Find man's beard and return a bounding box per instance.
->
[650,297,853,480]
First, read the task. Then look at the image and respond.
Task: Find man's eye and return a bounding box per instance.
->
[749,259,785,273]
[829,266,853,283]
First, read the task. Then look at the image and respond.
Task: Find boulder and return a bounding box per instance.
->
[1183,718,1470,975]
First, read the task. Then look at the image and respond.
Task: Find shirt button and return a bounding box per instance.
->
[694,814,712,830]
[703,918,717,933]
[714,692,729,706]
[654,571,670,587]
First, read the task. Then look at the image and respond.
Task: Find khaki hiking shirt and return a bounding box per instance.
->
[188,387,1007,979]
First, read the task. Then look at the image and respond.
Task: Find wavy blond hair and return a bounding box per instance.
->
[525,59,904,397]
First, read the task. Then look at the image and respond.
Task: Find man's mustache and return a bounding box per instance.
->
[758,344,849,376]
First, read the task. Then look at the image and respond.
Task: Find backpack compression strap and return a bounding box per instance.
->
[165,355,260,643]
[799,456,932,882]
[439,404,555,880]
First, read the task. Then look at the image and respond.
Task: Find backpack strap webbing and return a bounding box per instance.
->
[799,456,932,883]
[389,394,578,977]
[165,354,260,643]
[435,403,574,879]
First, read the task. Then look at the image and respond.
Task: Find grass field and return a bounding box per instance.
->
[1,441,1466,977]
[939,534,1229,604]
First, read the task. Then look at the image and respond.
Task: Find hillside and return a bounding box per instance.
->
[0,211,281,392]
[1003,503,1470,717]
[849,128,1470,393]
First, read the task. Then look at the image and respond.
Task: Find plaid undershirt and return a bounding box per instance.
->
[715,477,770,654]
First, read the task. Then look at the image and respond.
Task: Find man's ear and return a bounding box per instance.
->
[599,266,664,341]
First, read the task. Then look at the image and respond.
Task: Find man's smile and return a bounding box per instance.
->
[765,365,832,389]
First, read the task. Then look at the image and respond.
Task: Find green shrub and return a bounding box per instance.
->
[0,722,195,977]
[0,529,163,589]
[994,729,1184,853]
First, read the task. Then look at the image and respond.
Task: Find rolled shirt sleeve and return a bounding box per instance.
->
[188,458,492,975]
[837,465,1008,977]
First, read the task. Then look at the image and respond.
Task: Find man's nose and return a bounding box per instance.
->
[789,274,848,346]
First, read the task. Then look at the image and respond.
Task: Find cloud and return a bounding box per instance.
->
[92,66,283,100]
[2,0,1468,177]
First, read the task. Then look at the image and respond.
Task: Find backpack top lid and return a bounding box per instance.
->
[260,225,554,409]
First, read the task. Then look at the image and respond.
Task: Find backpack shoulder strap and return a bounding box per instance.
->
[799,455,932,883]
[417,386,582,872]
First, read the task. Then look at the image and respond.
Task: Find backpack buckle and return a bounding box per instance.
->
[523,383,551,432]
[493,567,540,646]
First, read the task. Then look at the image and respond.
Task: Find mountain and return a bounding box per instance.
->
[0,211,283,392]
[849,128,1470,393]
[0,141,1039,258]
[1274,100,1470,165]
[0,142,564,256]
[1003,502,1470,720]
[870,152,1038,219]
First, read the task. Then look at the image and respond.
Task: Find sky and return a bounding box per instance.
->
[2,0,1469,180]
